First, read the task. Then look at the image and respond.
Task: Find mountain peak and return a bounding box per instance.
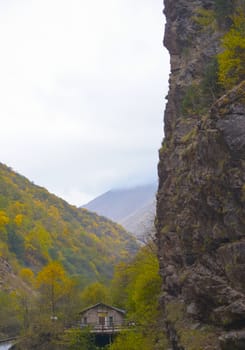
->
[82,183,157,239]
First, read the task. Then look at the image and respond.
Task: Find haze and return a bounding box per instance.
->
[0,0,169,205]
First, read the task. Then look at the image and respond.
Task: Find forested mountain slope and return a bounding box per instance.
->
[0,163,138,289]
[156,0,245,349]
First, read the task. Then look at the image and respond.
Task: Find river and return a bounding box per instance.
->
[0,342,13,350]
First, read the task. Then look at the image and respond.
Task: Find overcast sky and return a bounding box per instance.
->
[0,0,169,206]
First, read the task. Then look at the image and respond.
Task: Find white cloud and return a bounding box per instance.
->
[0,0,169,205]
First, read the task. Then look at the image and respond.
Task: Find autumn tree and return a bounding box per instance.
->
[20,267,35,286]
[0,210,9,240]
[36,261,74,319]
[24,224,52,263]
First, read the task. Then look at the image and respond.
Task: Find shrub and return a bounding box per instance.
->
[218,11,245,89]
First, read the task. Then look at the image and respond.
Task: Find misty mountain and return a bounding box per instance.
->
[82,184,157,240]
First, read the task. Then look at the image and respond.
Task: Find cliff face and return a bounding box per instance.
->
[156,1,245,349]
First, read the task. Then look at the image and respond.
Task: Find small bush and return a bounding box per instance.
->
[218,11,245,89]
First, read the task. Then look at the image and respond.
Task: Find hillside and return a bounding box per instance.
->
[120,199,156,240]
[0,163,138,289]
[156,1,245,349]
[83,184,156,239]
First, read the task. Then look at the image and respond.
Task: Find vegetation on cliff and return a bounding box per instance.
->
[157,0,245,349]
[218,8,245,89]
[179,0,244,120]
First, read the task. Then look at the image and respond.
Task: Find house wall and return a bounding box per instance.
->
[80,305,125,327]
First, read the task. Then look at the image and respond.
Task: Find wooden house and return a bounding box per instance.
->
[79,303,126,333]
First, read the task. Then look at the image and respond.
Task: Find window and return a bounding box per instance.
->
[109,316,113,327]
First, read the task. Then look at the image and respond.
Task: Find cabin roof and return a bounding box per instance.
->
[79,302,126,315]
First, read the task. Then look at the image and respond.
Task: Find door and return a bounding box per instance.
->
[99,316,105,326]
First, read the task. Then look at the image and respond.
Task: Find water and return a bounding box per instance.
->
[0,344,12,350]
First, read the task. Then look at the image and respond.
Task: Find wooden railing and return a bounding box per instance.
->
[79,322,129,334]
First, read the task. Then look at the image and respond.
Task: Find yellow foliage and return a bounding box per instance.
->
[0,162,138,287]
[9,201,26,215]
[36,261,74,314]
[48,205,60,220]
[20,267,35,285]
[24,225,52,259]
[218,10,245,89]
[0,210,9,227]
[36,261,66,287]
[14,214,23,226]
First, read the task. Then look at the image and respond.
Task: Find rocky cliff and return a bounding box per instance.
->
[156,1,245,349]
[0,256,32,294]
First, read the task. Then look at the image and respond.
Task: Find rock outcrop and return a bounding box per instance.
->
[0,256,33,294]
[156,1,245,349]
[0,256,12,289]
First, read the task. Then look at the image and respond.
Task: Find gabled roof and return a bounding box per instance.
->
[79,302,126,315]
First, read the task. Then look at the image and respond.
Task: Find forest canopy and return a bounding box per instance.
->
[0,163,138,287]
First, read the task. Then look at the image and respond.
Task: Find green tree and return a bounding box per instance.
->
[111,262,130,308]
[0,291,22,336]
[109,243,167,349]
[109,330,154,350]
[80,281,110,307]
[201,57,222,100]
[7,223,25,260]
[124,245,162,326]
[62,328,97,350]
